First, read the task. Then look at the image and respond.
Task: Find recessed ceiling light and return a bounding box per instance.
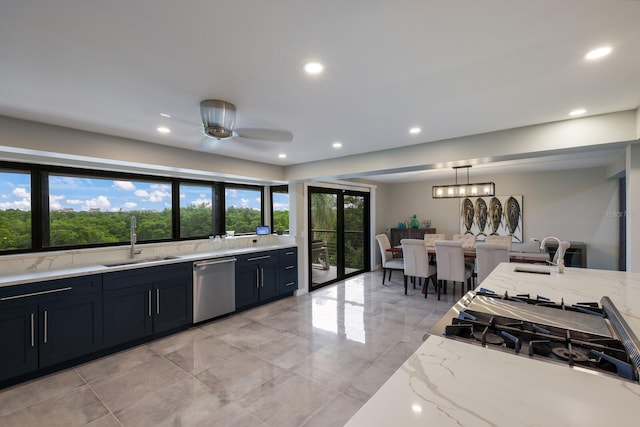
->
[160,113,171,118]
[278,153,287,159]
[584,46,612,60]
[569,109,587,117]
[304,62,324,75]
[156,126,171,134]
[332,142,342,148]
[409,127,421,134]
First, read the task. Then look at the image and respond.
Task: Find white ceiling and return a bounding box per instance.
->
[1,1,639,181]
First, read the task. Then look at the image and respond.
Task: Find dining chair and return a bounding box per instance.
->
[476,243,510,284]
[423,234,445,267]
[400,239,437,297]
[434,240,474,300]
[376,234,404,285]
[453,233,476,248]
[453,233,477,283]
[423,233,446,247]
[485,235,513,250]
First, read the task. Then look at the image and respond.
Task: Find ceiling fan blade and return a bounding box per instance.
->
[234,128,293,142]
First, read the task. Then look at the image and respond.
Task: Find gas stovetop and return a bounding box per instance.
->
[430,289,640,383]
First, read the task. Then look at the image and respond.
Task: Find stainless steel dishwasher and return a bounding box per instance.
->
[193,257,236,323]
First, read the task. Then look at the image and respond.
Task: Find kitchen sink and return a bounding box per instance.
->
[103,256,180,267]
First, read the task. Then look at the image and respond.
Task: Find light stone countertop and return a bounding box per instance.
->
[0,243,296,288]
[346,263,640,426]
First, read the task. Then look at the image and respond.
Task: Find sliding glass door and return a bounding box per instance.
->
[308,187,370,290]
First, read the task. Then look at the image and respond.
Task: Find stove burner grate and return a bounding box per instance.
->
[472,331,505,346]
[551,346,589,363]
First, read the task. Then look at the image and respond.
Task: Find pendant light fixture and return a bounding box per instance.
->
[432,165,495,199]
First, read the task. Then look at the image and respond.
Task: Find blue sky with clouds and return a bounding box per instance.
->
[0,172,269,212]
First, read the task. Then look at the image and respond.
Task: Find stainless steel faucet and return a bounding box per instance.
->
[540,236,570,273]
[130,215,142,258]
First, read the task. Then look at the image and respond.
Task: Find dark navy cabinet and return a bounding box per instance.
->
[103,262,192,347]
[0,275,103,382]
[0,304,38,381]
[38,293,103,368]
[235,250,279,310]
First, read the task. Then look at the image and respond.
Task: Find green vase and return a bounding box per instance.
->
[410,215,420,228]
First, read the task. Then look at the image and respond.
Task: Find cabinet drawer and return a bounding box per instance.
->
[278,248,298,264]
[279,269,297,287]
[236,251,277,267]
[0,275,102,308]
[103,262,190,291]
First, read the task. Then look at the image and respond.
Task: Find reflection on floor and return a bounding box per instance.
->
[311,266,359,288]
[0,270,458,427]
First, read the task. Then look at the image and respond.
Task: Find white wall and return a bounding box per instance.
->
[626,145,640,272]
[376,167,619,270]
[0,115,285,184]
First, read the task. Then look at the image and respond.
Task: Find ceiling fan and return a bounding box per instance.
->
[199,99,293,143]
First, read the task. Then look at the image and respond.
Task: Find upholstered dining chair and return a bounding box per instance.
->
[401,239,437,297]
[423,233,446,247]
[453,233,477,283]
[485,235,513,251]
[376,234,404,285]
[423,234,445,266]
[434,240,474,300]
[476,243,510,284]
[453,233,476,248]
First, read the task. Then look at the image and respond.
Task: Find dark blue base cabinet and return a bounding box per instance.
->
[0,275,103,383]
[236,248,298,310]
[103,263,193,347]
[0,262,192,387]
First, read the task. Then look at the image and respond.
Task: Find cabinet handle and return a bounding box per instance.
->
[284,281,295,287]
[256,270,260,288]
[248,255,271,262]
[285,251,294,255]
[30,313,35,347]
[194,258,236,268]
[1,286,72,301]
[285,265,294,270]
[43,310,48,344]
[156,289,160,314]
[148,290,152,317]
[261,268,264,287]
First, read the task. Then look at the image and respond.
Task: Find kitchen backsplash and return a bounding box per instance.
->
[0,234,295,276]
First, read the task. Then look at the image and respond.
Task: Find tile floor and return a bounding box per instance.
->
[0,271,459,427]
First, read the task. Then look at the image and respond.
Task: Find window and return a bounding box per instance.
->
[0,169,32,250]
[179,183,214,238]
[46,174,172,247]
[0,161,271,255]
[224,185,263,234]
[270,185,289,234]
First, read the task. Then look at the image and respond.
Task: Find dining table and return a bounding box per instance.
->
[387,245,550,264]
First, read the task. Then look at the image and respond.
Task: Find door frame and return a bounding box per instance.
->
[307,186,371,291]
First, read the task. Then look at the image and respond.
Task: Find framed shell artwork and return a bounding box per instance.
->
[459,195,523,243]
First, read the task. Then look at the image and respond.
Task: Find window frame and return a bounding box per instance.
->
[43,169,174,248]
[222,183,265,235]
[176,180,220,240]
[0,164,34,253]
[0,160,266,255]
[270,185,289,235]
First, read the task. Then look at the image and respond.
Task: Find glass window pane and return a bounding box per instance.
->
[272,190,289,234]
[0,170,32,251]
[47,175,172,247]
[225,186,262,234]
[179,183,213,238]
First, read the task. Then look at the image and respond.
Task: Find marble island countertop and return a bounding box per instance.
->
[0,242,296,288]
[346,263,640,426]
